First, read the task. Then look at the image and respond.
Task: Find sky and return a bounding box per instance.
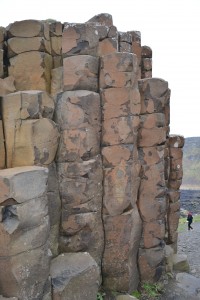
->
[1,0,200,138]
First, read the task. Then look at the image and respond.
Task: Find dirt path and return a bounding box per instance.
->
[178,220,200,277]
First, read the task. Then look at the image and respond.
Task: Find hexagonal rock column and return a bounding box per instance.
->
[7,20,52,92]
[100,52,142,292]
[167,135,184,251]
[0,166,50,300]
[137,78,170,282]
[50,252,100,300]
[54,90,104,266]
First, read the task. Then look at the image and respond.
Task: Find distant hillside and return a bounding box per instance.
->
[181,137,200,189]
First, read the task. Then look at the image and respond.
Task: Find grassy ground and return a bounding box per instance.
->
[178,214,200,232]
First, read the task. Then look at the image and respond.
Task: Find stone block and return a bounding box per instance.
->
[99,52,137,89]
[55,90,100,131]
[138,78,169,114]
[0,244,50,300]
[3,117,59,168]
[0,166,48,204]
[57,127,99,162]
[167,201,180,243]
[138,126,167,147]
[119,31,132,43]
[138,146,165,166]
[103,163,134,216]
[53,55,62,68]
[140,113,165,129]
[0,120,5,169]
[50,252,100,300]
[142,220,165,249]
[7,37,51,58]
[3,90,54,120]
[139,196,167,222]
[50,36,62,55]
[57,156,102,213]
[8,51,52,92]
[49,21,63,37]
[142,58,152,71]
[164,244,174,273]
[139,163,166,199]
[138,246,165,282]
[119,41,132,53]
[0,77,16,96]
[50,67,63,96]
[60,211,104,265]
[102,115,140,146]
[102,209,142,292]
[0,215,49,256]
[128,31,142,65]
[97,37,118,56]
[6,20,50,39]
[63,55,99,92]
[141,46,152,58]
[167,190,180,203]
[102,144,133,168]
[62,22,109,57]
[101,87,141,120]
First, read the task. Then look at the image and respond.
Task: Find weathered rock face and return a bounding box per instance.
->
[0,13,184,299]
[0,166,50,300]
[100,51,142,292]
[2,90,59,168]
[50,252,100,300]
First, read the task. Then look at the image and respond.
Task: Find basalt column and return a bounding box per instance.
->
[167,135,184,252]
[0,166,50,300]
[100,52,142,292]
[138,78,170,282]
[7,20,52,92]
[55,21,115,266]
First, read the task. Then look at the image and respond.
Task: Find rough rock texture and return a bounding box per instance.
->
[50,252,100,300]
[0,166,50,300]
[0,13,184,298]
[100,52,142,292]
[2,91,59,168]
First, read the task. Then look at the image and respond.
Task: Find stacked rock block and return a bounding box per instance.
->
[100,52,142,292]
[55,20,111,266]
[49,21,63,68]
[7,20,52,92]
[119,32,132,53]
[167,135,184,251]
[0,166,50,299]
[141,46,152,79]
[137,78,170,282]
[1,90,60,257]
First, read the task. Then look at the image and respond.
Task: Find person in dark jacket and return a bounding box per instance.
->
[187,212,193,230]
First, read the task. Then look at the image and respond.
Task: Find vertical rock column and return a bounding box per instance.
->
[7,20,52,92]
[100,52,142,292]
[141,46,152,79]
[167,135,184,251]
[137,78,170,282]
[0,166,50,300]
[2,91,60,257]
[55,21,107,266]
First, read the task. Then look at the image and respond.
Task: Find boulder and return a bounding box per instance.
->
[0,77,16,96]
[173,254,190,272]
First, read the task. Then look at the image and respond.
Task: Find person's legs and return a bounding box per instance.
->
[188,221,193,230]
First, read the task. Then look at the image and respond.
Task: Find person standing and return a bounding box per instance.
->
[187,212,193,230]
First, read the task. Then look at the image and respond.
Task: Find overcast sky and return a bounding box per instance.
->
[1,0,200,138]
